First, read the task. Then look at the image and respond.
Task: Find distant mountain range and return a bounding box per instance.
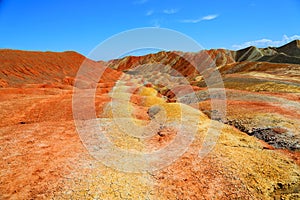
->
[0,40,299,88]
[106,40,300,80]
[232,40,300,64]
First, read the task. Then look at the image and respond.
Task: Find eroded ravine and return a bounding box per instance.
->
[50,73,300,199]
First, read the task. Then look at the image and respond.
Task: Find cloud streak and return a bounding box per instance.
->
[180,14,218,23]
[232,35,300,49]
[146,10,154,16]
[202,15,218,20]
[163,8,178,14]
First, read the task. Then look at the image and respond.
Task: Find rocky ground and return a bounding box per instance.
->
[1,43,300,199]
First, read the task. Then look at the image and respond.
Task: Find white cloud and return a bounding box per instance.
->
[146,10,154,16]
[202,14,218,20]
[180,14,218,23]
[163,8,178,14]
[232,35,300,49]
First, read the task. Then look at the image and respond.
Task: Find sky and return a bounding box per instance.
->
[0,0,300,60]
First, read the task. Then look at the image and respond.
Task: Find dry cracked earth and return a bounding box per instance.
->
[1,40,300,199]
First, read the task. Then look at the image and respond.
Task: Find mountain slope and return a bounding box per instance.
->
[107,40,300,77]
[0,49,121,88]
[233,40,300,64]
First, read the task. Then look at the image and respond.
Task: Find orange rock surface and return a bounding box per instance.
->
[1,43,300,199]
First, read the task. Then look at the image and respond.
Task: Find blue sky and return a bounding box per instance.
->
[0,0,300,59]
